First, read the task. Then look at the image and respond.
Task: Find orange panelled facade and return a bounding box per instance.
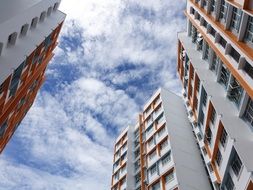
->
[0,22,63,153]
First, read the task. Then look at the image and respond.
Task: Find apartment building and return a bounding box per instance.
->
[111,88,211,190]
[0,0,66,153]
[177,0,253,189]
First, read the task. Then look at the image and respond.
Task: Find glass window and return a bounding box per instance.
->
[216,148,222,166]
[150,164,157,175]
[9,62,24,97]
[219,0,228,21]
[158,126,166,137]
[210,52,219,74]
[206,127,212,145]
[203,42,209,60]
[230,47,240,62]
[191,25,198,43]
[160,140,168,150]
[231,151,242,176]
[0,121,7,138]
[210,108,216,124]
[210,0,216,13]
[219,63,230,89]
[230,7,242,33]
[165,171,174,183]
[225,173,234,190]
[202,0,207,9]
[152,181,160,190]
[219,36,227,49]
[243,61,253,79]
[227,77,243,107]
[220,128,228,147]
[245,16,253,44]
[202,88,207,107]
[135,173,141,184]
[244,98,253,128]
[162,152,171,165]
[149,149,156,160]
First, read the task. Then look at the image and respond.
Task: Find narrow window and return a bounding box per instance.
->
[230,7,242,33]
[47,7,53,16]
[40,11,47,22]
[31,17,38,29]
[231,151,243,176]
[20,24,29,36]
[244,98,253,128]
[8,32,18,46]
[244,16,253,44]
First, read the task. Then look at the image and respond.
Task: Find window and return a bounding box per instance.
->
[160,140,168,151]
[162,152,171,165]
[245,16,253,44]
[135,173,141,184]
[20,24,29,36]
[210,108,216,124]
[196,78,200,92]
[135,159,140,171]
[225,173,234,190]
[191,25,197,43]
[53,2,59,11]
[219,63,230,89]
[8,32,18,46]
[231,151,242,177]
[203,42,209,60]
[230,7,242,33]
[9,62,24,97]
[219,0,228,21]
[210,52,219,74]
[150,164,157,175]
[203,19,208,28]
[0,83,4,96]
[202,0,207,9]
[206,127,212,145]
[202,88,207,107]
[197,132,202,141]
[146,124,154,135]
[149,150,156,160]
[156,113,164,125]
[227,77,243,107]
[220,128,228,147]
[158,126,165,137]
[165,171,174,183]
[47,7,53,16]
[202,147,207,155]
[230,47,240,62]
[31,17,38,29]
[135,148,140,159]
[244,98,253,128]
[243,61,253,79]
[207,162,213,173]
[210,0,216,13]
[209,26,216,37]
[190,7,195,15]
[0,121,7,138]
[148,137,154,147]
[216,148,222,166]
[219,36,227,49]
[40,11,47,22]
[152,181,160,190]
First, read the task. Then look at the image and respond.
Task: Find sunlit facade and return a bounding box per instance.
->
[0,0,66,153]
[111,88,211,190]
[177,0,253,189]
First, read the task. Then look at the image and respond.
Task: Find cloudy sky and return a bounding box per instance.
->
[0,0,185,189]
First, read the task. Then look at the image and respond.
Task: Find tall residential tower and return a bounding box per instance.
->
[177,0,253,189]
[0,0,66,153]
[111,89,211,190]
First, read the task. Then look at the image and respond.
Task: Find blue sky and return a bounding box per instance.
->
[0,0,185,189]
